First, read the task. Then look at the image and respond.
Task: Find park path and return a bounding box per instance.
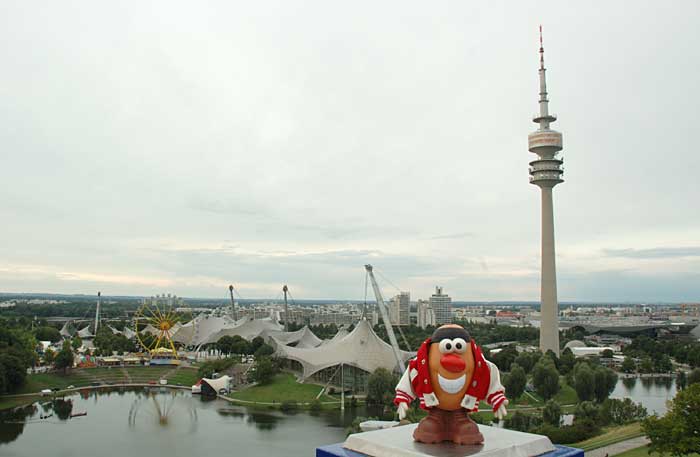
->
[585,436,650,457]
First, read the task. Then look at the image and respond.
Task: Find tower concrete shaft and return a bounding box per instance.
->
[528,27,563,355]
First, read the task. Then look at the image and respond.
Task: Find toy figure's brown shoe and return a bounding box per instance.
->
[412,409,448,443]
[449,410,484,445]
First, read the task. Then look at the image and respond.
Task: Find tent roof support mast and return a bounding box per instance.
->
[364,264,405,372]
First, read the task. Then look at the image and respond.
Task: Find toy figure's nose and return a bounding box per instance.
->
[440,354,466,373]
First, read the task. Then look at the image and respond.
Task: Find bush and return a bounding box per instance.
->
[574,401,599,424]
[504,411,543,432]
[535,421,600,444]
[309,399,322,414]
[542,400,562,426]
[599,398,647,425]
[280,400,298,413]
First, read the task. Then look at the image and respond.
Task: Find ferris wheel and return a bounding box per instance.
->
[134,295,190,358]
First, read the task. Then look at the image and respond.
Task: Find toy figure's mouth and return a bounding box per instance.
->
[438,373,465,394]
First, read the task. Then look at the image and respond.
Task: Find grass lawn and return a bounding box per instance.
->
[616,445,700,457]
[15,371,91,394]
[164,368,199,386]
[0,395,41,410]
[230,373,335,404]
[574,422,644,451]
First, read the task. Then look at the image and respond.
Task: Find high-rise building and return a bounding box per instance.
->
[389,292,410,326]
[429,286,452,325]
[417,299,436,329]
[528,27,563,355]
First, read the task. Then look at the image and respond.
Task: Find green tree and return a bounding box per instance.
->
[688,368,700,386]
[367,368,398,407]
[593,366,618,402]
[601,349,614,359]
[54,340,74,373]
[504,363,527,400]
[573,362,595,401]
[71,336,82,350]
[558,348,576,375]
[639,357,654,374]
[43,347,56,364]
[654,354,672,373]
[0,353,27,393]
[491,345,519,372]
[542,400,562,426]
[574,401,599,424]
[251,357,277,385]
[642,383,700,456]
[621,356,636,373]
[254,343,274,358]
[514,351,537,374]
[532,357,560,400]
[230,335,251,355]
[600,398,647,425]
[249,336,265,355]
[216,335,235,355]
[35,326,61,343]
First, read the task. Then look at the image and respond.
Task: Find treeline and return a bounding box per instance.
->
[371,321,541,351]
[507,397,647,444]
[0,300,140,319]
[623,335,700,368]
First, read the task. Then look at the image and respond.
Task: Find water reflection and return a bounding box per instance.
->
[0,404,37,445]
[611,377,676,415]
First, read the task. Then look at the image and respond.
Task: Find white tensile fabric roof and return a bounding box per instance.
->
[262,326,323,349]
[203,317,282,344]
[318,327,349,346]
[201,375,231,392]
[171,315,283,347]
[77,325,93,338]
[274,319,414,379]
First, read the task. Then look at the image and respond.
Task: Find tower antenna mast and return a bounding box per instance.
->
[228,285,236,320]
[528,26,564,355]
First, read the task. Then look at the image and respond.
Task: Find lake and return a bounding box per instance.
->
[0,388,357,457]
[610,376,677,415]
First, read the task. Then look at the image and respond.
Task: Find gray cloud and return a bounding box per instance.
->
[603,247,700,259]
[429,231,475,240]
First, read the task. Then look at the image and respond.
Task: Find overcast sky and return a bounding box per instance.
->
[1,1,698,302]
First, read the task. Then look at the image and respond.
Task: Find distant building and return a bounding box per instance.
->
[389,292,410,326]
[429,286,452,325]
[417,299,436,329]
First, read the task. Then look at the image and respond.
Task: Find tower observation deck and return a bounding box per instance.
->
[529,27,563,356]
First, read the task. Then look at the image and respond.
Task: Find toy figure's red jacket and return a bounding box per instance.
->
[394,338,507,413]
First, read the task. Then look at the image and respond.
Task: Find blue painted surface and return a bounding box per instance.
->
[316,443,583,457]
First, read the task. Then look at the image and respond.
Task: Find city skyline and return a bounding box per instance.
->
[1,2,699,302]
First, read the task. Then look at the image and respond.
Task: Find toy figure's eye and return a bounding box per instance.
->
[453,338,467,354]
[438,339,454,354]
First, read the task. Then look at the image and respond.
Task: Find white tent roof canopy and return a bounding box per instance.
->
[262,326,323,349]
[275,319,414,379]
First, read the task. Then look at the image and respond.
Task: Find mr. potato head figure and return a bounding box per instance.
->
[394,324,508,444]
